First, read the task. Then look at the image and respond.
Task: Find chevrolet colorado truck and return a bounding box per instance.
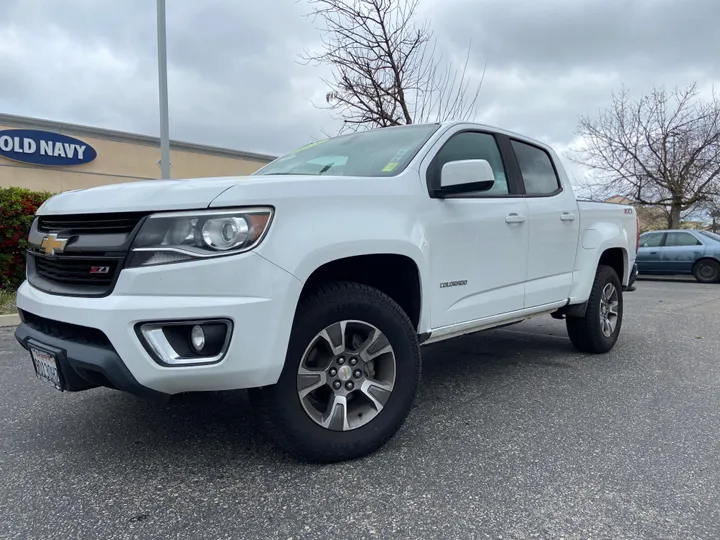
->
[14,122,639,463]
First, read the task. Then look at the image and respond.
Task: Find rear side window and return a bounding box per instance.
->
[639,233,664,248]
[430,132,510,195]
[665,232,701,247]
[511,140,561,196]
[699,231,720,242]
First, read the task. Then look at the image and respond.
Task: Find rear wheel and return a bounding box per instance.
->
[566,265,623,353]
[251,281,421,463]
[693,259,720,284]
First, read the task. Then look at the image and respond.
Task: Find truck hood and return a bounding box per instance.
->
[38,177,244,215]
[38,173,408,215]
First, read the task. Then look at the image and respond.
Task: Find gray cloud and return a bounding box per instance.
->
[436,0,720,73]
[0,0,718,164]
[0,0,334,155]
[432,0,720,148]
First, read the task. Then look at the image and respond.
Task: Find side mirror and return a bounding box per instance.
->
[436,159,495,198]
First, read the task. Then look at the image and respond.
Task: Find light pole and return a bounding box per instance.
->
[156,0,171,179]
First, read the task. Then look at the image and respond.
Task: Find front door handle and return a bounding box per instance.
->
[650,251,658,255]
[505,213,527,224]
[560,212,576,222]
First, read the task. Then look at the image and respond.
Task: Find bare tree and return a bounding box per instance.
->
[299,0,485,132]
[571,83,720,229]
[706,197,720,233]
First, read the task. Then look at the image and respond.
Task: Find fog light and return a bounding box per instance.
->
[136,319,232,366]
[190,325,205,352]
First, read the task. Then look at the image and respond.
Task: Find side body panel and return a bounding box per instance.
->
[568,202,637,305]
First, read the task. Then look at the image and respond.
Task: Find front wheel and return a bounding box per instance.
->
[566,265,623,353]
[693,259,720,284]
[251,281,421,463]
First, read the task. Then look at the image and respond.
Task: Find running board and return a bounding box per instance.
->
[421,300,569,346]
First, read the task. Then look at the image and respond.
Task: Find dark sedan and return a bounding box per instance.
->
[636,229,720,283]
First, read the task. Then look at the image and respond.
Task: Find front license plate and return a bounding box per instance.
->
[30,346,63,391]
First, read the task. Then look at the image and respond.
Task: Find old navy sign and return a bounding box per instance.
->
[0,129,97,166]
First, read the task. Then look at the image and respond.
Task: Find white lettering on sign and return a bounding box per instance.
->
[0,135,89,162]
[35,141,86,160]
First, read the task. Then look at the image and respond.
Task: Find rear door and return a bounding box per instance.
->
[660,231,705,274]
[509,139,580,308]
[636,232,666,273]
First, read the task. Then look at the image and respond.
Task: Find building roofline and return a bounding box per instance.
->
[0,112,277,163]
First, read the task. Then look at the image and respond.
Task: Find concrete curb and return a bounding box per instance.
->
[0,314,20,328]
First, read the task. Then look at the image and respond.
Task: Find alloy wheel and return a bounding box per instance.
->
[599,283,619,337]
[296,320,396,431]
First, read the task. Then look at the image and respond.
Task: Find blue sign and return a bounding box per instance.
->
[0,129,97,166]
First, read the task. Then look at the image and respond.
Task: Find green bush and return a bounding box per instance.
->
[0,187,53,290]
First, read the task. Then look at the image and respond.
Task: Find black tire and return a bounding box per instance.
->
[250,281,421,463]
[693,259,720,284]
[566,265,623,354]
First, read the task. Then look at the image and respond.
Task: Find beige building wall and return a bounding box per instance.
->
[0,114,275,194]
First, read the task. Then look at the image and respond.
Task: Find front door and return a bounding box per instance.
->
[636,232,665,274]
[423,130,530,329]
[510,139,580,307]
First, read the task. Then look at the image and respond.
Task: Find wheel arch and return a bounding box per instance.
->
[297,252,425,331]
[598,247,627,283]
[568,242,631,316]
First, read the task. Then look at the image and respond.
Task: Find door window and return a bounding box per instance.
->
[430,132,509,195]
[639,233,664,248]
[511,140,561,195]
[665,232,701,247]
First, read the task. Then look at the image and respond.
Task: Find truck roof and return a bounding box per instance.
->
[413,121,554,152]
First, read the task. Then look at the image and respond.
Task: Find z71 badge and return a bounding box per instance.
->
[440,280,467,288]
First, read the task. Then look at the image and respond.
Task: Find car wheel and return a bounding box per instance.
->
[566,265,623,354]
[251,281,421,463]
[692,259,720,284]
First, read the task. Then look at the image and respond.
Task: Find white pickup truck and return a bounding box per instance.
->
[15,122,639,462]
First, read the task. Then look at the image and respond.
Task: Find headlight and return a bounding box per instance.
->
[127,207,273,267]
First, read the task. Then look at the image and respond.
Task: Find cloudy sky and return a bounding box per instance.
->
[1,0,719,176]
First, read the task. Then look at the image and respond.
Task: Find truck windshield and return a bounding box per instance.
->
[253,124,440,177]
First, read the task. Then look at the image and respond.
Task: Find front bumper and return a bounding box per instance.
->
[14,252,303,395]
[15,319,166,399]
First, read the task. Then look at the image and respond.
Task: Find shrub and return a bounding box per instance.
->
[0,187,53,290]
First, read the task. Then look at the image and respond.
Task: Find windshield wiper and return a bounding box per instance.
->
[318,162,335,174]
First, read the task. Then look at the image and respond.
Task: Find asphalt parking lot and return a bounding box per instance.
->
[1,279,720,540]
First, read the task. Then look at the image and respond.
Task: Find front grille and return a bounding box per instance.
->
[38,212,147,235]
[34,256,121,287]
[29,212,149,296]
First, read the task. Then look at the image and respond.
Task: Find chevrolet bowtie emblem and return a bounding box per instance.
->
[40,234,69,256]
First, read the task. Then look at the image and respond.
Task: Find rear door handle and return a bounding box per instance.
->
[650,251,658,255]
[505,213,527,224]
[560,212,576,222]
